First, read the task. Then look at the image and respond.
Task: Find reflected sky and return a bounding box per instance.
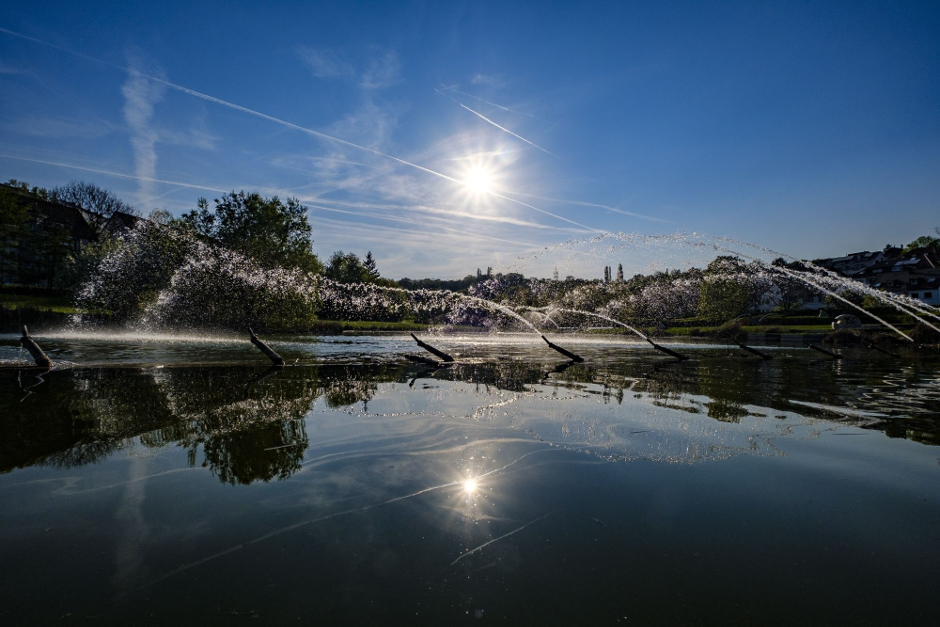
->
[0,337,939,624]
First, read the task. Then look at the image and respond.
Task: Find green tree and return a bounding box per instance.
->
[363,251,380,281]
[698,256,752,323]
[179,191,322,273]
[325,251,371,284]
[902,228,940,253]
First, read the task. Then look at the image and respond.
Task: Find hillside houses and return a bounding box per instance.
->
[0,183,142,287]
[854,247,940,306]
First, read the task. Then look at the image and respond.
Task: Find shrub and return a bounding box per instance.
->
[910,322,940,345]
[710,320,746,342]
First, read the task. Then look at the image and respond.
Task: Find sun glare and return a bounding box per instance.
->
[464,479,477,493]
[463,166,493,194]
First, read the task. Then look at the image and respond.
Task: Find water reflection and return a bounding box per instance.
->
[0,365,395,483]
[1,348,938,625]
[1,347,939,487]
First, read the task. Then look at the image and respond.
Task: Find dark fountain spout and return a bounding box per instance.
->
[411,333,455,362]
[541,335,584,363]
[249,328,285,366]
[20,325,52,368]
[645,337,689,361]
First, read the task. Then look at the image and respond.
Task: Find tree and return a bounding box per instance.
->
[179,191,321,273]
[5,179,49,199]
[363,251,380,281]
[770,258,809,312]
[0,187,29,284]
[698,256,752,323]
[325,251,371,284]
[902,228,940,253]
[616,263,624,282]
[50,180,136,233]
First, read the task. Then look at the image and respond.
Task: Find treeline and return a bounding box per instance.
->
[5,179,936,331]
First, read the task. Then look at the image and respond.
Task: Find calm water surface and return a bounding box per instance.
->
[1,333,938,625]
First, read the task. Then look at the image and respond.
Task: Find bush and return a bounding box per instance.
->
[709,320,746,342]
[823,329,863,346]
[910,322,940,345]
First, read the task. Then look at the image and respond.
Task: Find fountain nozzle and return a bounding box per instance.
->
[411,333,455,362]
[249,328,285,366]
[20,325,52,368]
[541,335,584,363]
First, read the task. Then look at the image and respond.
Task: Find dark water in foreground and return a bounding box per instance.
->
[1,333,939,625]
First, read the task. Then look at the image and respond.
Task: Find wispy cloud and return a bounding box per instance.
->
[5,115,117,139]
[121,53,166,209]
[0,62,28,75]
[470,74,506,88]
[157,126,219,151]
[294,46,400,89]
[295,47,356,80]
[359,50,400,89]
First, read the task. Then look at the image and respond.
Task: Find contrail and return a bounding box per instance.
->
[501,190,672,224]
[437,89,558,158]
[450,512,552,566]
[306,204,547,248]
[0,154,229,193]
[0,26,597,232]
[441,86,543,121]
[457,102,558,158]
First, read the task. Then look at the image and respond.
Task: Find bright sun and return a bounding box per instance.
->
[463,166,493,194]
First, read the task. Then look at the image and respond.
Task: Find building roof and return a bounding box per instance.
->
[2,184,97,242]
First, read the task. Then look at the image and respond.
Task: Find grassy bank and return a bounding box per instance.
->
[0,293,79,314]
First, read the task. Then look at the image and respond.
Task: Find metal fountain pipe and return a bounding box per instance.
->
[738,343,773,360]
[411,333,455,362]
[866,343,899,358]
[20,325,52,368]
[809,343,842,360]
[249,328,285,366]
[645,337,689,361]
[541,335,584,363]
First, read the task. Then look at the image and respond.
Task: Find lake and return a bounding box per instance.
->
[1,333,938,625]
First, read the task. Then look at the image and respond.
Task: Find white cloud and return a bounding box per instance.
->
[360,50,400,89]
[122,55,167,209]
[295,46,356,80]
[295,46,399,89]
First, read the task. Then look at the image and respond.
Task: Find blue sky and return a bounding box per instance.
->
[2,0,939,278]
